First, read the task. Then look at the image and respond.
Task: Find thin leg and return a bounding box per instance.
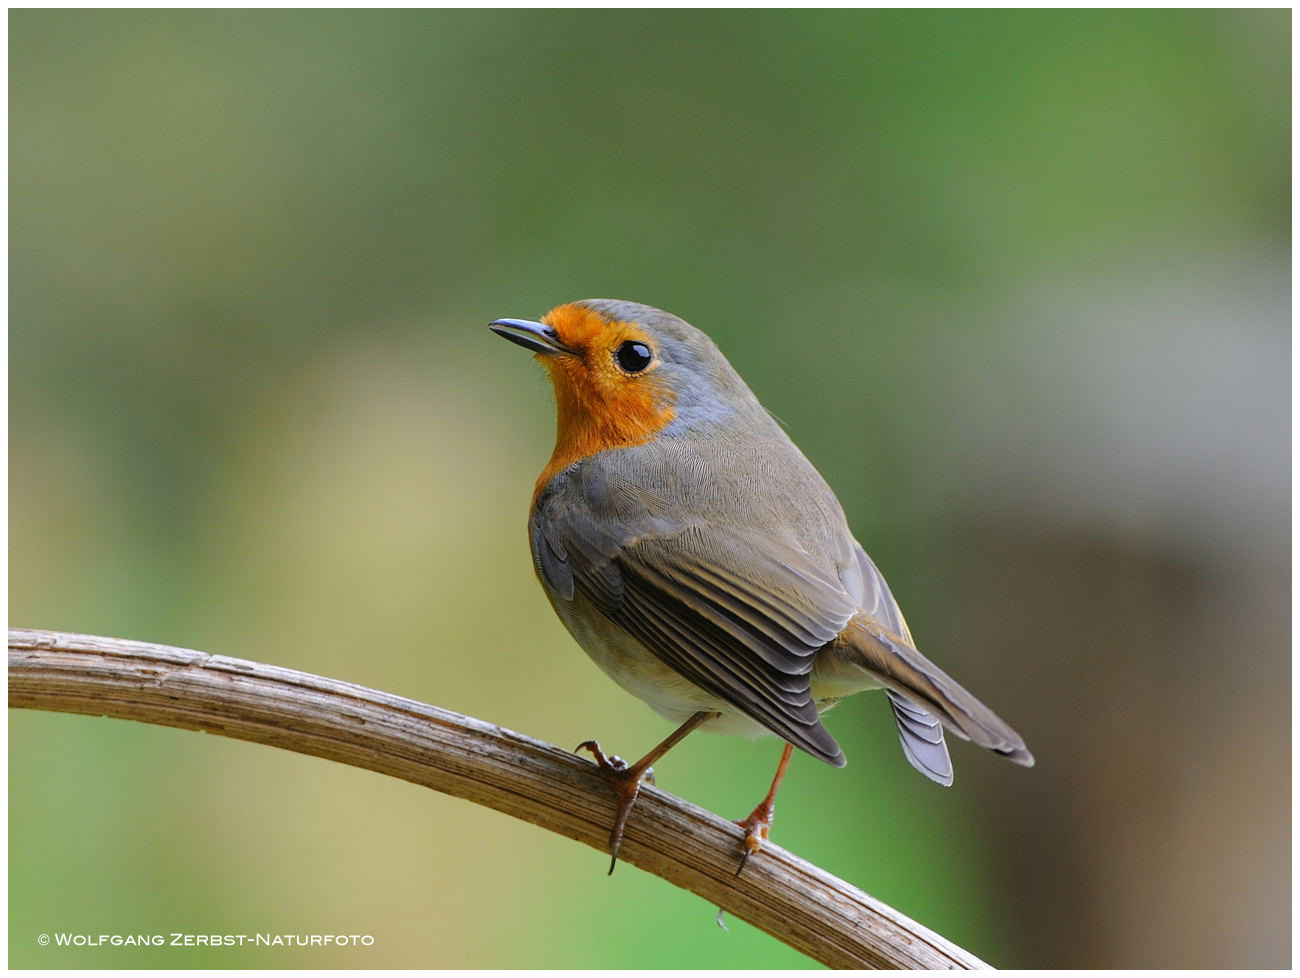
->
[577,710,719,874]
[735,742,795,877]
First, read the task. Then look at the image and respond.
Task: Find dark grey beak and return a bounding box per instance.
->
[488,318,574,357]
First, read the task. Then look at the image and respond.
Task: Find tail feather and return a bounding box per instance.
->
[888,690,954,785]
[848,617,1035,768]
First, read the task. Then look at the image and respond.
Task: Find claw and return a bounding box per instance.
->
[576,740,651,874]
[733,806,774,877]
[735,848,752,878]
[576,740,627,773]
[604,768,648,874]
[571,713,719,875]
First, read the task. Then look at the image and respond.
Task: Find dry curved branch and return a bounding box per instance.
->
[9,628,990,970]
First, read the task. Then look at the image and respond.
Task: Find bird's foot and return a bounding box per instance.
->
[575,740,655,873]
[733,799,776,877]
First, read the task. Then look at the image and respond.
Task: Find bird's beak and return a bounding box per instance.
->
[488,318,575,357]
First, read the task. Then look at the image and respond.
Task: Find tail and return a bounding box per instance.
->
[844,616,1035,772]
[887,690,954,785]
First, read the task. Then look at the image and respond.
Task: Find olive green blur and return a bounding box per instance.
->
[10,9,1289,969]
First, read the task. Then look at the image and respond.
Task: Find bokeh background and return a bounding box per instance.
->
[9,9,1290,969]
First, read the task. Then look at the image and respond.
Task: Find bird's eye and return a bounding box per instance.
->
[614,340,654,373]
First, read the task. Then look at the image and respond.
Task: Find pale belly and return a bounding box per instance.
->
[550,589,881,739]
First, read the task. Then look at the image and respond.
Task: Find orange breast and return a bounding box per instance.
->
[531,303,676,506]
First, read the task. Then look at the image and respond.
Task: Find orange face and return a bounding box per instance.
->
[533,302,677,502]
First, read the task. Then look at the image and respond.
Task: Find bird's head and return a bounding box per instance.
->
[490,300,767,466]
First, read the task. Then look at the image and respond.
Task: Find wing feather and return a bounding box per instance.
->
[532,482,854,766]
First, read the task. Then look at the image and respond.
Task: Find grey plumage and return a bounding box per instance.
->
[521,299,1033,783]
[888,691,954,786]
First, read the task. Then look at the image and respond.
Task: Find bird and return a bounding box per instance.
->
[489,299,1033,874]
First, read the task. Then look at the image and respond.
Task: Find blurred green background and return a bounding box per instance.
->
[9,9,1289,969]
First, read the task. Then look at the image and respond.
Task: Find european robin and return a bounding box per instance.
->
[490,299,1033,874]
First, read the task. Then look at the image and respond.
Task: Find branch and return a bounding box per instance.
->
[9,628,990,970]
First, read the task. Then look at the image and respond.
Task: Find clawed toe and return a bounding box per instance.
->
[575,740,657,874]
[736,815,771,852]
[571,713,720,876]
[733,743,794,876]
[575,740,626,773]
[576,742,657,784]
[734,804,775,876]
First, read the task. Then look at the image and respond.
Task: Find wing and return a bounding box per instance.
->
[532,474,858,767]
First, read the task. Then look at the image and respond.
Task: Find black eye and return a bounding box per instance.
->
[615,340,653,373]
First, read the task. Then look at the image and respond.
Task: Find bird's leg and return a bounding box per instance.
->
[735,742,794,877]
[576,710,719,874]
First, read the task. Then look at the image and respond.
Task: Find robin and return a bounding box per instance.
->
[490,299,1033,874]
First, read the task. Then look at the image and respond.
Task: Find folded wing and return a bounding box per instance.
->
[533,488,858,766]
